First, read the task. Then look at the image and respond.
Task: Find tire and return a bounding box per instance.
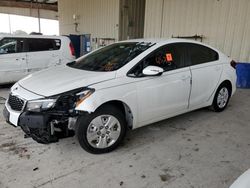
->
[75,104,126,154]
[211,83,231,112]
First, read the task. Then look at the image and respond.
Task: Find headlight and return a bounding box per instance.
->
[26,99,56,112]
[75,88,95,107]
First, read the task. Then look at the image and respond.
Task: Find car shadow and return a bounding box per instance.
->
[120,107,213,151]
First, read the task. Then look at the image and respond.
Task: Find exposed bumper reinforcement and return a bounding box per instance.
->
[18,112,74,144]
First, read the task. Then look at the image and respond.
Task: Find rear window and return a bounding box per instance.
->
[27,38,61,52]
[67,42,154,72]
[188,43,219,65]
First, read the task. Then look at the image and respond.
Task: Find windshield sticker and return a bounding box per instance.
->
[166,53,173,62]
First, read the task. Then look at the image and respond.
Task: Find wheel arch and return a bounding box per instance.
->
[219,80,233,96]
[82,100,134,130]
[207,79,233,106]
[210,79,232,112]
[99,100,133,129]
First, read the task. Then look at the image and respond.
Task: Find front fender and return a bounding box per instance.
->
[75,85,138,128]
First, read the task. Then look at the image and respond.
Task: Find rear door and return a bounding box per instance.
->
[0,37,27,83]
[187,43,222,108]
[26,38,61,74]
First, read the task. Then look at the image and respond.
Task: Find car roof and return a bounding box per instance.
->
[0,34,68,39]
[118,38,220,53]
[119,38,205,45]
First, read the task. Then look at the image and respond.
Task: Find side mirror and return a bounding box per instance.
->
[142,66,164,76]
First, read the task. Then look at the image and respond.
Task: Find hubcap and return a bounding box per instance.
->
[86,115,121,149]
[217,87,229,108]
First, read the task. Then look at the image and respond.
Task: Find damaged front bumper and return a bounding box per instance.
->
[4,107,77,144]
[3,86,91,144]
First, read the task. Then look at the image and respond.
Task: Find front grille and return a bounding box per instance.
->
[8,94,25,111]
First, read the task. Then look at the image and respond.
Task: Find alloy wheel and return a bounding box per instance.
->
[86,115,121,149]
[217,87,229,109]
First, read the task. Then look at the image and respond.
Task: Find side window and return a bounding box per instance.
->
[0,38,23,54]
[188,43,219,65]
[128,43,186,77]
[27,39,61,52]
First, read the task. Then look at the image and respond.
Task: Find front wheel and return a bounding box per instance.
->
[212,84,231,112]
[75,105,126,154]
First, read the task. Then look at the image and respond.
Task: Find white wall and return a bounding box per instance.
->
[144,0,250,62]
[58,0,119,40]
[119,0,145,40]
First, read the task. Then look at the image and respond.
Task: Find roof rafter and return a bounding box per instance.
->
[0,0,58,11]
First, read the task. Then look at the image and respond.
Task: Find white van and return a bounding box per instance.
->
[0,35,76,84]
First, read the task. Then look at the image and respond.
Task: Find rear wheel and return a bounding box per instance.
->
[76,105,126,154]
[212,84,231,112]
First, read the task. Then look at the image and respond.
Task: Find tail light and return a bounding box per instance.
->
[230,60,237,69]
[69,42,75,56]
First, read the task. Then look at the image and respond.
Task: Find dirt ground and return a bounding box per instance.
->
[0,85,249,188]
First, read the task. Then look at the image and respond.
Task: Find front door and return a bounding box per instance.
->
[128,43,191,126]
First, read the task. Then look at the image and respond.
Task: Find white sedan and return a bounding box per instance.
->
[3,39,237,154]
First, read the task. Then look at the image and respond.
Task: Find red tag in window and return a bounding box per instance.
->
[166,53,173,61]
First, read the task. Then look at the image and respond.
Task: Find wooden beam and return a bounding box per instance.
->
[0,0,58,11]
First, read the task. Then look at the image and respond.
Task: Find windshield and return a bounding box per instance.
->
[67,42,154,72]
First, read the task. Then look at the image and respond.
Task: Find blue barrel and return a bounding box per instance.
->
[236,63,250,88]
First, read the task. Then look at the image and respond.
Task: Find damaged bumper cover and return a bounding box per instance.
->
[4,95,80,144]
[19,111,75,144]
[3,87,93,144]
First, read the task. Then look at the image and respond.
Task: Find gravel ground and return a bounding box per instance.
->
[0,85,249,188]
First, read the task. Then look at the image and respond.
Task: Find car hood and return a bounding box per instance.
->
[18,65,116,97]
